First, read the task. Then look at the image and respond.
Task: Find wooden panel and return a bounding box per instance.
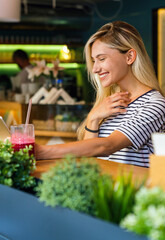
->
[35,130,77,138]
[149,154,165,189]
[0,101,22,125]
[33,158,149,180]
[157,9,165,94]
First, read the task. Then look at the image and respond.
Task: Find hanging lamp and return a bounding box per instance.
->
[0,0,21,22]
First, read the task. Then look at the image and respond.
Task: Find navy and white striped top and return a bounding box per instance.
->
[98,90,165,167]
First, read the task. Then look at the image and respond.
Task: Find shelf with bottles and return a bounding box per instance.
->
[0,62,85,77]
[0,101,81,138]
[0,42,94,103]
[0,44,87,99]
[0,44,84,64]
[21,103,92,136]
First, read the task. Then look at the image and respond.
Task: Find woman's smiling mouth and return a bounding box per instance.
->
[99,73,109,80]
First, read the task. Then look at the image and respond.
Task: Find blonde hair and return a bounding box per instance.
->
[77,21,161,140]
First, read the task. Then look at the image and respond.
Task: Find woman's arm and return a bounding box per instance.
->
[35,130,132,160]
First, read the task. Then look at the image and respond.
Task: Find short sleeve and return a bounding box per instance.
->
[116,97,165,150]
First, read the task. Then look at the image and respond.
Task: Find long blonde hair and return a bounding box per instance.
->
[77,21,161,140]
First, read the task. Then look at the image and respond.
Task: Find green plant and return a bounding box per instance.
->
[94,172,143,224]
[93,174,113,221]
[121,186,165,240]
[0,140,36,189]
[37,154,144,224]
[37,155,101,216]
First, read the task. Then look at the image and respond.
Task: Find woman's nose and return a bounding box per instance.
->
[92,62,100,73]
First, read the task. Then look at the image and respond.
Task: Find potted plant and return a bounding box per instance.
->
[121,186,165,240]
[36,155,101,216]
[0,140,36,192]
[36,154,144,223]
[94,172,144,224]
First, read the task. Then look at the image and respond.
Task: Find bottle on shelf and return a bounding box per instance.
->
[57,79,63,89]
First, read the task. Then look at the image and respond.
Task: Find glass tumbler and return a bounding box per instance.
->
[10,124,35,156]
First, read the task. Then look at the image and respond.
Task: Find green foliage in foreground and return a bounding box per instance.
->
[37,155,143,223]
[0,140,36,189]
[37,155,101,216]
[94,172,143,224]
[121,187,165,240]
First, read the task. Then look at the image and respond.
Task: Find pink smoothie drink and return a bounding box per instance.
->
[11,134,35,156]
[10,124,35,156]
[11,135,35,155]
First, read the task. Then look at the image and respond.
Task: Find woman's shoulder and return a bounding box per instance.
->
[148,90,165,102]
[132,89,165,105]
[135,90,165,114]
[143,90,165,114]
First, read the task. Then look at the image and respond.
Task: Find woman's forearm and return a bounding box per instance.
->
[35,130,132,160]
[36,138,107,160]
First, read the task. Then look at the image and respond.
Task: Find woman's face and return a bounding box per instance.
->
[91,39,131,88]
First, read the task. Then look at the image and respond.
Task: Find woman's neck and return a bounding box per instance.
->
[119,77,152,102]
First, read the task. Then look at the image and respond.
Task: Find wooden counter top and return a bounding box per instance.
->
[33,158,149,181]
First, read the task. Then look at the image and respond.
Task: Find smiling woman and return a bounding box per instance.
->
[35,21,165,168]
[91,41,136,88]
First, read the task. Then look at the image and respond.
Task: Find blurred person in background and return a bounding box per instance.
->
[11,49,33,93]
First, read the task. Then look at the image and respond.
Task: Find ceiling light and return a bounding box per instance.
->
[0,0,21,22]
[52,0,56,8]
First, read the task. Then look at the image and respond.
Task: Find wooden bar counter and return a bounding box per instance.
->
[33,158,149,181]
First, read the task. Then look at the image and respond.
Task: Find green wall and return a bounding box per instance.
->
[83,0,165,60]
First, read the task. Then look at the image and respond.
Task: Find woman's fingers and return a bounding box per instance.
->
[108,92,130,103]
[106,93,130,109]
[110,100,128,108]
[111,107,127,115]
[89,92,130,120]
[104,92,130,115]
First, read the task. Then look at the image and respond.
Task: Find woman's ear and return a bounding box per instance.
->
[126,49,136,65]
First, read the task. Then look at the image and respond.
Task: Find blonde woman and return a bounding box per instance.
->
[36,21,165,167]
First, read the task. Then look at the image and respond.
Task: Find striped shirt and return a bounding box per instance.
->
[98,90,165,167]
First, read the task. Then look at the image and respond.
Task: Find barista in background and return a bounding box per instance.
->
[12,49,33,92]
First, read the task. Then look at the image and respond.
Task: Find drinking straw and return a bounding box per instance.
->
[25,98,32,125]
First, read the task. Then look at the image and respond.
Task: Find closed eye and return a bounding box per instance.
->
[99,57,105,61]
